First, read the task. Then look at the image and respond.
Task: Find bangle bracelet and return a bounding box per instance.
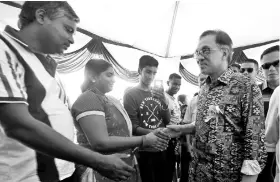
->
[141,135,147,147]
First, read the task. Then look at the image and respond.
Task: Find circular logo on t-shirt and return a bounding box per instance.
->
[139,97,163,129]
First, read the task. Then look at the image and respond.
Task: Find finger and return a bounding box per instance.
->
[156,132,170,140]
[115,175,128,182]
[157,136,170,145]
[156,141,169,149]
[154,144,167,151]
[154,132,169,140]
[122,163,135,173]
[117,170,132,180]
[113,153,131,158]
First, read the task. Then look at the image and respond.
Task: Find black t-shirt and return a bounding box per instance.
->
[123,87,166,132]
[259,82,275,117]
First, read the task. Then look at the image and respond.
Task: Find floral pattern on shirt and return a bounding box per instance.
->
[188,69,267,182]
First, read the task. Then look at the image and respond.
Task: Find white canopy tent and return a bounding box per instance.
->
[69,0,280,57]
[0,1,279,102]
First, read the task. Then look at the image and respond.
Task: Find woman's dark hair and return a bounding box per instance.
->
[81,59,112,92]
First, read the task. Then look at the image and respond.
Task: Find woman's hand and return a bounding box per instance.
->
[152,127,170,140]
[143,132,169,151]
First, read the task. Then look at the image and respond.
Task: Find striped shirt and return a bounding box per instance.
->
[0,26,74,182]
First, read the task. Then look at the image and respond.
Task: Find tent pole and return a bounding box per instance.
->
[165,1,180,57]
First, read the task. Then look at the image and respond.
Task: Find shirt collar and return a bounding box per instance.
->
[205,68,233,85]
[261,81,276,91]
[261,81,267,90]
[3,25,58,74]
[4,25,29,49]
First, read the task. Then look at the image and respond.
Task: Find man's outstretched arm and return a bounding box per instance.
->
[0,103,134,181]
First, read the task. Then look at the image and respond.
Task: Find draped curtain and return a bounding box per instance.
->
[52,37,277,85]
[52,39,140,83]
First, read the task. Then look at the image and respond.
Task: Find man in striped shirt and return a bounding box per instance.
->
[0,2,133,182]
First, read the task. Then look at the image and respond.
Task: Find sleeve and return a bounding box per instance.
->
[240,81,267,175]
[123,90,140,134]
[71,91,105,122]
[0,46,27,104]
[265,87,279,152]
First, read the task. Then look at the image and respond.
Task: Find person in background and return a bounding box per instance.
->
[265,86,279,182]
[229,63,241,73]
[177,94,188,119]
[165,73,182,181]
[257,45,279,182]
[71,59,169,182]
[240,58,259,82]
[176,93,189,182]
[0,2,134,182]
[123,55,174,182]
[168,30,266,182]
[165,73,182,125]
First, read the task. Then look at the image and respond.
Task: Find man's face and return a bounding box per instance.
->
[140,66,158,86]
[167,78,181,95]
[39,13,77,54]
[260,51,279,83]
[241,62,257,81]
[231,66,240,73]
[195,35,225,76]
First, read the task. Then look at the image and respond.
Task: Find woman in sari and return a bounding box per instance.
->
[71,59,170,182]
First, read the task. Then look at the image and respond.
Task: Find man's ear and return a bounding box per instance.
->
[35,9,47,25]
[167,80,170,86]
[138,68,141,74]
[221,47,231,62]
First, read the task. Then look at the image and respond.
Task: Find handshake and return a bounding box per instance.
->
[143,126,183,151]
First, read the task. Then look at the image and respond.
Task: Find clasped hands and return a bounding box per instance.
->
[143,127,182,151]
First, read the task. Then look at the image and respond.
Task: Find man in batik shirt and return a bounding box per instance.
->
[168,30,266,182]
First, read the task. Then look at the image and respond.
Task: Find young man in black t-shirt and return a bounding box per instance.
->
[123,55,173,182]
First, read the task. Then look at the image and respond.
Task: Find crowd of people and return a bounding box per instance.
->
[0,1,279,182]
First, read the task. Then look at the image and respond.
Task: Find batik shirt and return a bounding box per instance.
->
[189,69,267,182]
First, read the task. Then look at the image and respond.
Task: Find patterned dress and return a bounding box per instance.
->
[188,69,267,182]
[71,87,141,182]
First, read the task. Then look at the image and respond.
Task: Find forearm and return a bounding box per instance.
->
[181,123,196,135]
[6,119,105,171]
[134,126,153,136]
[93,136,143,153]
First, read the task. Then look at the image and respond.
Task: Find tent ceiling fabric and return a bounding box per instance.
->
[0,1,278,87]
[1,1,279,58]
[69,0,280,57]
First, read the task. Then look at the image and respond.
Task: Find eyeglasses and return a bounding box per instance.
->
[261,60,279,69]
[240,68,254,73]
[194,48,221,59]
